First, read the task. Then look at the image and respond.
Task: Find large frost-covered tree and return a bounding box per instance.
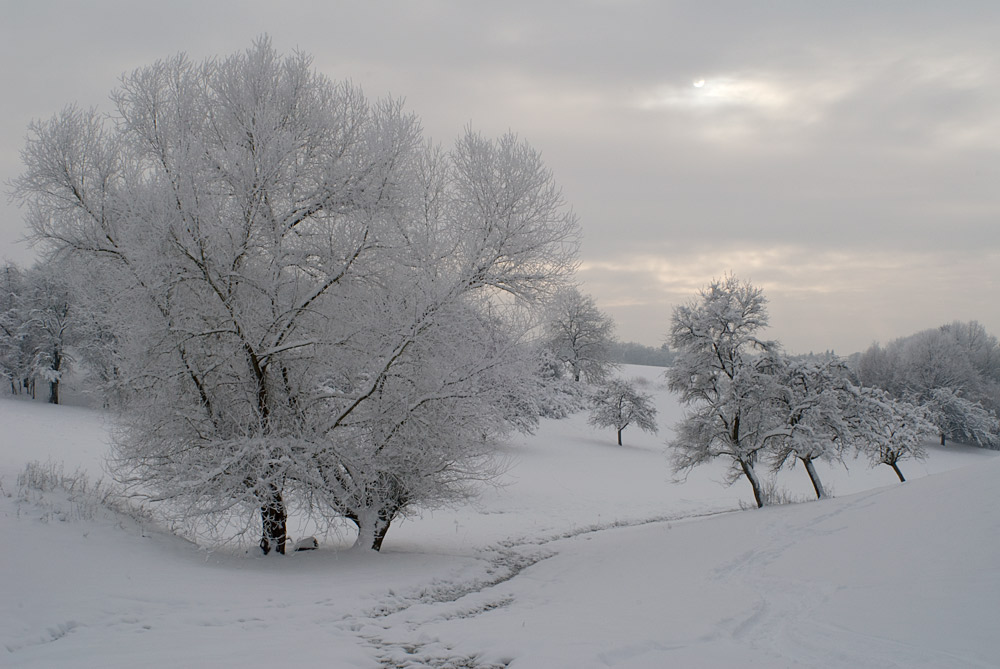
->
[666,275,782,508]
[13,39,579,553]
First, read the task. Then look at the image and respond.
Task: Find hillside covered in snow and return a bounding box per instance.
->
[2,366,998,668]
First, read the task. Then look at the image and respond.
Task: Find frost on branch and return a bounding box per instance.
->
[588,377,658,446]
[847,387,935,482]
[666,275,781,508]
[13,38,580,554]
[543,286,616,384]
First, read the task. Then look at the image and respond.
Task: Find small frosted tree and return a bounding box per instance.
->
[0,262,78,403]
[20,265,78,404]
[544,286,616,383]
[925,387,999,448]
[849,388,935,482]
[589,377,658,446]
[769,358,854,499]
[666,275,782,508]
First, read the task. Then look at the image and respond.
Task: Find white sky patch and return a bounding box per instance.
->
[632,73,858,141]
[637,76,792,112]
[582,246,957,299]
[579,245,999,353]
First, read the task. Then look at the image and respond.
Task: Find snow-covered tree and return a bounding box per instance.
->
[530,346,591,419]
[0,263,31,395]
[588,377,658,446]
[666,275,782,508]
[544,286,616,383]
[65,256,128,407]
[853,324,1000,448]
[20,266,78,404]
[769,358,854,499]
[941,321,1000,417]
[848,388,935,482]
[0,262,80,403]
[926,387,999,448]
[13,39,579,553]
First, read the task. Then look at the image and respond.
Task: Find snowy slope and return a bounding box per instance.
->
[2,366,998,667]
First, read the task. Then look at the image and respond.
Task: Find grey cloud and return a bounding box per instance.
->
[1,0,998,351]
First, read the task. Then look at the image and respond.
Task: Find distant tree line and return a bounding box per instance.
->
[851,321,1000,448]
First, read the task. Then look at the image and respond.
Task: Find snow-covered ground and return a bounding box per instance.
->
[2,365,998,667]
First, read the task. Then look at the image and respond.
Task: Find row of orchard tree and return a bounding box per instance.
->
[666,276,1000,508]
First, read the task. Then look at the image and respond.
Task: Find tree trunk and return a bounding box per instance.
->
[889,462,906,483]
[940,432,946,446]
[802,457,826,499]
[259,484,287,555]
[372,517,392,552]
[48,351,61,404]
[352,508,394,552]
[617,429,623,446]
[740,458,766,508]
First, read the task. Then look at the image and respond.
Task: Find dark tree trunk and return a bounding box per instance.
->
[802,457,826,499]
[259,485,287,555]
[740,458,766,508]
[940,432,946,446]
[617,429,623,446]
[48,351,61,404]
[890,462,906,483]
[371,515,392,552]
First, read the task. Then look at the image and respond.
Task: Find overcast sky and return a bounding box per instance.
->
[2,1,998,354]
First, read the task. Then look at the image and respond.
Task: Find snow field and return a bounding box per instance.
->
[2,365,999,667]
